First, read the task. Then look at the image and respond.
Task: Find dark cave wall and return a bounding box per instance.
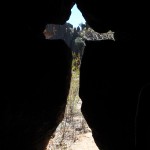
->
[2,0,74,39]
[1,1,74,149]
[135,84,150,150]
[75,0,149,33]
[79,40,150,150]
[1,39,72,150]
[1,0,149,150]
[76,1,149,149]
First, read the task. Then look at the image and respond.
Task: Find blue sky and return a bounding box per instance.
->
[67,4,86,28]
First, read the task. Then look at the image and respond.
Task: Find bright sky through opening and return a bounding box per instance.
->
[67,4,86,28]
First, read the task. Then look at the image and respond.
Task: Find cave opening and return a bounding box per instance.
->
[43,3,114,149]
[44,4,100,150]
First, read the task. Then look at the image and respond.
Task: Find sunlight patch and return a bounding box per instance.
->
[46,70,99,150]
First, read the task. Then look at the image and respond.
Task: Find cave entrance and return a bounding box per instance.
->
[44,3,114,149]
[44,4,100,150]
[46,63,99,150]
